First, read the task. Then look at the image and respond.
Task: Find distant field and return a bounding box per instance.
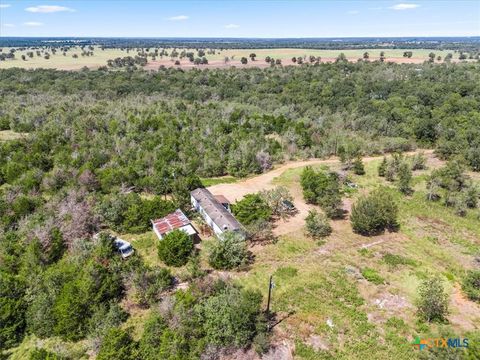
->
[0,46,461,70]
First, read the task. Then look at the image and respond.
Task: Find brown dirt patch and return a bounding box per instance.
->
[449,284,480,331]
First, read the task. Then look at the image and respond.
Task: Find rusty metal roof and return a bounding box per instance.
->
[152,209,191,235]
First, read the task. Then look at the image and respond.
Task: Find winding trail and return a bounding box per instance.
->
[208,150,433,236]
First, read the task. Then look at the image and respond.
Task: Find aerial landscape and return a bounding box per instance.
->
[0,1,480,359]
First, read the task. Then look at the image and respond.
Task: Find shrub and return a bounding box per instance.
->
[382,253,415,269]
[29,348,63,360]
[397,162,412,195]
[361,268,384,284]
[350,188,399,235]
[416,276,449,322]
[208,231,249,270]
[132,265,174,305]
[259,186,294,218]
[378,157,387,177]
[197,286,264,347]
[305,209,332,239]
[157,229,194,267]
[352,157,365,175]
[300,167,342,218]
[232,194,271,225]
[461,270,480,302]
[411,152,427,170]
[97,328,137,360]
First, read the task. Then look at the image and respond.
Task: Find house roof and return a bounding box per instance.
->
[191,188,242,232]
[214,194,230,205]
[152,209,195,236]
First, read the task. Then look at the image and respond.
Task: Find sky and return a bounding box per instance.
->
[0,0,479,38]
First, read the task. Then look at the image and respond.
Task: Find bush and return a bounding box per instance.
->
[305,209,332,239]
[397,162,412,194]
[259,186,294,218]
[157,229,194,267]
[208,231,249,270]
[411,152,427,170]
[232,194,271,225]
[461,270,480,302]
[300,167,342,218]
[350,188,399,235]
[29,348,63,360]
[132,265,174,305]
[352,157,365,175]
[361,268,384,284]
[378,157,387,177]
[198,285,263,347]
[382,253,415,268]
[97,328,137,360]
[416,276,449,322]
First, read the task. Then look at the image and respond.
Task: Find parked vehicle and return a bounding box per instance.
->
[113,238,134,259]
[281,199,296,213]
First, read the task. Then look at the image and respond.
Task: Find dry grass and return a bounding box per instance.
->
[0,47,463,71]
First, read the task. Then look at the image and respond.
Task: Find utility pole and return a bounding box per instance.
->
[266,275,274,317]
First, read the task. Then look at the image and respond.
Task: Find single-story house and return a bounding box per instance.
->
[214,194,231,212]
[151,209,197,240]
[191,188,244,238]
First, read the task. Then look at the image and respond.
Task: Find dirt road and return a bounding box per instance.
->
[208,150,433,236]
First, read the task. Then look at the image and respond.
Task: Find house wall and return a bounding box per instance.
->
[191,195,224,237]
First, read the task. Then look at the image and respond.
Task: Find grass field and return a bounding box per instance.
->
[233,155,480,359]
[0,46,460,70]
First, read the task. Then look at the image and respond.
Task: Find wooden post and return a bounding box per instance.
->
[266,275,273,316]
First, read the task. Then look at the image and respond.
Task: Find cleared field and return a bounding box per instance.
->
[0,46,459,70]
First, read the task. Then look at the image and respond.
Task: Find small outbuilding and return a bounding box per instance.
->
[152,209,197,240]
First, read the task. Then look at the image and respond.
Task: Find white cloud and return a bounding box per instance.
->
[390,3,420,10]
[225,23,240,29]
[23,21,44,26]
[2,23,15,27]
[167,15,189,21]
[347,10,359,15]
[25,5,75,13]
[0,4,11,8]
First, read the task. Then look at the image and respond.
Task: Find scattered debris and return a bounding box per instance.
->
[326,318,334,328]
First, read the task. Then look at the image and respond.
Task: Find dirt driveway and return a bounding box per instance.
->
[208,150,433,236]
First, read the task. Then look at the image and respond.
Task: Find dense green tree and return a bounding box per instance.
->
[97,328,137,360]
[157,229,194,267]
[300,167,342,218]
[232,194,271,225]
[0,271,27,350]
[197,285,264,347]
